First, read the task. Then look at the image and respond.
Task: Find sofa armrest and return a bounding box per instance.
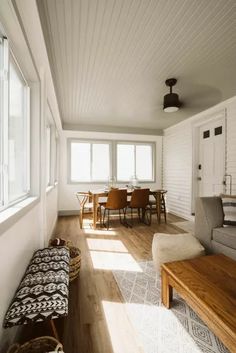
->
[194,197,224,253]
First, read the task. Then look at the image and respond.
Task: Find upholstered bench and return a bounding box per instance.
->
[3,246,70,339]
[152,233,205,273]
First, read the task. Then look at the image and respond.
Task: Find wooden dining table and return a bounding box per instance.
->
[89,188,163,229]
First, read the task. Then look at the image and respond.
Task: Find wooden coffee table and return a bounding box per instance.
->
[161,254,236,353]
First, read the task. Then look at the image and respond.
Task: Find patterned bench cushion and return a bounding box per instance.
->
[3,246,70,328]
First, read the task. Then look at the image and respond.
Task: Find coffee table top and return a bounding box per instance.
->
[162,254,236,341]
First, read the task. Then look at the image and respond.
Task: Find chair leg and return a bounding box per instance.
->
[162,196,167,223]
[119,209,122,223]
[79,208,84,229]
[99,206,102,227]
[138,208,141,221]
[103,208,106,227]
[106,209,110,230]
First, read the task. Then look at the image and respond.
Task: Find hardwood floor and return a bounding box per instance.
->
[17,213,187,353]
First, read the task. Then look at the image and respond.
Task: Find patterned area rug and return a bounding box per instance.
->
[113,261,229,353]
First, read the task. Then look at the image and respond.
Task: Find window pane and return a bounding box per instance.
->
[46,126,51,186]
[92,143,110,181]
[8,59,28,202]
[71,142,90,181]
[117,144,135,181]
[136,145,153,180]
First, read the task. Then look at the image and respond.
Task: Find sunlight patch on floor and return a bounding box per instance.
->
[102,301,143,353]
[87,238,128,253]
[103,300,202,353]
[122,302,202,353]
[84,228,117,236]
[90,251,142,272]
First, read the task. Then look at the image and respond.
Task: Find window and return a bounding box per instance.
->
[69,140,111,182]
[0,36,30,208]
[68,139,155,184]
[116,143,154,182]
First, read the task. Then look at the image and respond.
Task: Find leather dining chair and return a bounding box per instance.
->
[102,189,128,229]
[128,188,151,225]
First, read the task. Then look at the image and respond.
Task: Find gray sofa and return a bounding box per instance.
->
[195,196,236,260]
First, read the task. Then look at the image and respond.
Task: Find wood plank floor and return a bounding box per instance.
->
[17,213,187,353]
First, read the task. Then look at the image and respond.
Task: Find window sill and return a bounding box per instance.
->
[0,196,39,236]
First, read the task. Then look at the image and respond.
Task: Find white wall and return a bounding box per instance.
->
[0,1,60,348]
[163,96,236,220]
[46,187,59,243]
[163,120,193,220]
[0,203,41,348]
[59,130,163,212]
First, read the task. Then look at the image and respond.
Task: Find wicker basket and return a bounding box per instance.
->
[69,246,81,282]
[49,238,81,282]
[7,336,63,353]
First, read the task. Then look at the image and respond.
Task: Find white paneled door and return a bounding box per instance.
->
[198,118,225,197]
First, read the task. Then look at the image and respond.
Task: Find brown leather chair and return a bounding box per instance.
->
[102,189,128,229]
[128,188,151,225]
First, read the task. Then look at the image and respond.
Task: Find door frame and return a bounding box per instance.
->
[191,108,227,214]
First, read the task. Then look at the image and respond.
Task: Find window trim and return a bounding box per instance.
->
[67,138,156,184]
[0,42,30,211]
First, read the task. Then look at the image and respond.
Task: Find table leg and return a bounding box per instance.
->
[93,194,98,229]
[161,268,173,309]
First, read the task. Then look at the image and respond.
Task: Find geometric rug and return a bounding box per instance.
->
[112,261,229,353]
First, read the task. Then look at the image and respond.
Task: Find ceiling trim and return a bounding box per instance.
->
[63,123,163,136]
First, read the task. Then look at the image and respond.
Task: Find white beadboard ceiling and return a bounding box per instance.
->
[37,0,236,133]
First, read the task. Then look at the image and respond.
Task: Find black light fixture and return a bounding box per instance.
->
[163,78,180,112]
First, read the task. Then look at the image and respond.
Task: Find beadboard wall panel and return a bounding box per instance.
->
[163,121,193,220]
[163,97,236,220]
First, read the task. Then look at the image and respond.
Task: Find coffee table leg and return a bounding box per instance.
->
[161,268,173,309]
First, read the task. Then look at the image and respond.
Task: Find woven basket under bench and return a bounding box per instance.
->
[7,336,63,353]
[49,238,81,282]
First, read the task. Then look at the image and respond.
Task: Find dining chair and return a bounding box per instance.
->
[128,188,151,225]
[149,190,167,223]
[102,189,128,229]
[76,191,103,229]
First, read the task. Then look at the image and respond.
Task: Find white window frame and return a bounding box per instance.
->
[0,37,30,211]
[68,139,112,184]
[46,103,59,189]
[67,139,156,184]
[115,141,155,183]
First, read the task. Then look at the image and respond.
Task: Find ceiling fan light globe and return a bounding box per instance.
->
[164,106,179,113]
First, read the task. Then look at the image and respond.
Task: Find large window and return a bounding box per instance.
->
[70,141,111,182]
[68,139,155,183]
[116,143,154,182]
[0,37,30,208]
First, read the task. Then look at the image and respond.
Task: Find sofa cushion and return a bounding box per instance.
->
[221,195,236,226]
[212,227,236,250]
